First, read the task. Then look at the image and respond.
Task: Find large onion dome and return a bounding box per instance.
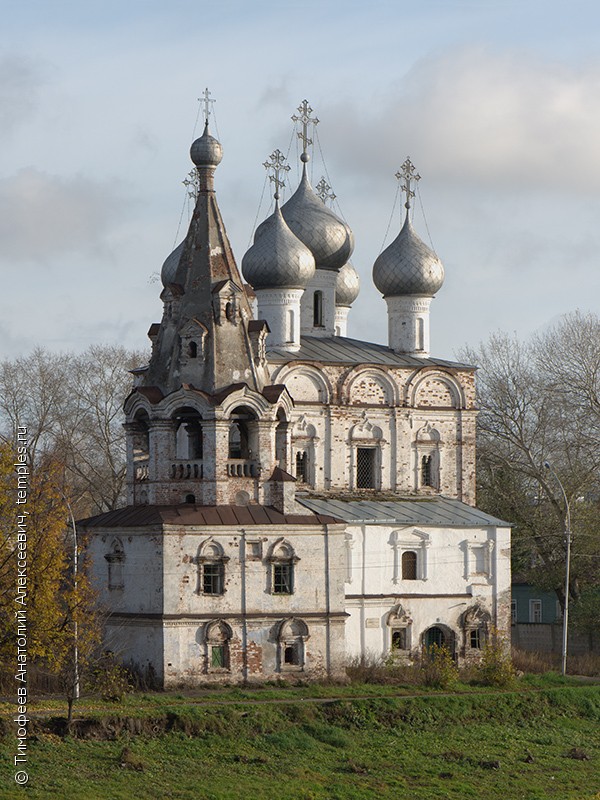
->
[161,240,185,287]
[372,215,444,297]
[190,121,223,168]
[255,168,354,272]
[335,261,360,307]
[242,204,316,290]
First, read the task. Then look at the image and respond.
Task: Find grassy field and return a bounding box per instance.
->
[1,682,599,799]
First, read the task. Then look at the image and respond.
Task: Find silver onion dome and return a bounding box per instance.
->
[372,215,444,297]
[161,240,185,287]
[256,169,354,272]
[335,261,360,307]
[242,204,316,290]
[190,121,223,167]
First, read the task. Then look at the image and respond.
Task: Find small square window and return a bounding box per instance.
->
[246,540,262,560]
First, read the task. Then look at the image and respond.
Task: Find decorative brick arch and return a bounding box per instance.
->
[271,364,333,404]
[341,366,398,406]
[405,368,466,409]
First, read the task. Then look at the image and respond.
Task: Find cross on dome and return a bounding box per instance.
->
[199,87,215,125]
[263,149,291,201]
[316,177,336,205]
[395,157,421,211]
[292,99,319,163]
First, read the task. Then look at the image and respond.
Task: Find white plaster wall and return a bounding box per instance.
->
[344,523,512,661]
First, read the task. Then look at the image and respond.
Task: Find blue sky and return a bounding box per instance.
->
[2,0,600,359]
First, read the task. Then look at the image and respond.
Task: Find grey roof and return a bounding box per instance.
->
[335,261,360,307]
[267,335,474,369]
[297,495,511,527]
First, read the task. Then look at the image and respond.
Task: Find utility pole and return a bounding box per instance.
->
[543,461,572,676]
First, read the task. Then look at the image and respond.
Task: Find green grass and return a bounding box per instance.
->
[1,685,599,799]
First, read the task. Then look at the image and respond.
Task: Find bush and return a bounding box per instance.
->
[418,644,459,689]
[474,631,515,687]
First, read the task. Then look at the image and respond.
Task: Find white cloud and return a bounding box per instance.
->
[327,47,600,190]
[0,168,128,262]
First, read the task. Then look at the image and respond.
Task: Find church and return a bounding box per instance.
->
[82,99,511,687]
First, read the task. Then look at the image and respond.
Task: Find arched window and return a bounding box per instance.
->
[185,493,196,504]
[204,620,232,672]
[402,551,418,580]
[268,541,298,595]
[173,407,203,460]
[425,626,446,649]
[313,291,323,327]
[188,341,198,358]
[275,409,288,470]
[278,618,309,671]
[105,538,125,591]
[198,541,228,595]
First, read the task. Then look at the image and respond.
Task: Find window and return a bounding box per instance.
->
[529,599,542,623]
[185,493,196,504]
[202,561,224,595]
[313,291,323,327]
[211,645,225,668]
[421,455,433,487]
[295,450,308,483]
[425,626,446,649]
[469,629,482,649]
[269,541,298,595]
[356,447,376,489]
[273,562,293,594]
[511,599,517,624]
[188,341,198,358]
[278,618,308,671]
[204,620,232,672]
[401,551,417,580]
[284,643,299,665]
[472,546,486,575]
[198,541,228,596]
[391,629,407,650]
[105,539,125,591]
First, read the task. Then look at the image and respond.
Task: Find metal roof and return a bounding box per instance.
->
[296,495,511,527]
[267,335,474,369]
[79,504,342,529]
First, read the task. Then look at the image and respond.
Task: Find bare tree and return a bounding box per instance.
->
[0,345,147,515]
[460,312,600,611]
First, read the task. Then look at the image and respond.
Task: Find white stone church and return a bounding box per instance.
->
[82,100,511,687]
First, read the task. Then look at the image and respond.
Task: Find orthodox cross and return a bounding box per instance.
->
[263,149,291,201]
[316,177,336,205]
[199,87,215,124]
[291,99,319,162]
[183,168,200,202]
[395,157,421,211]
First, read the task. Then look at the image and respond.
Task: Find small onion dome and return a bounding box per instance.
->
[242,204,316,290]
[256,169,354,272]
[335,261,360,307]
[190,121,223,167]
[372,215,444,297]
[161,240,185,287]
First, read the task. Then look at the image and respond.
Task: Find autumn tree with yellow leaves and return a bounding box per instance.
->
[0,442,102,722]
